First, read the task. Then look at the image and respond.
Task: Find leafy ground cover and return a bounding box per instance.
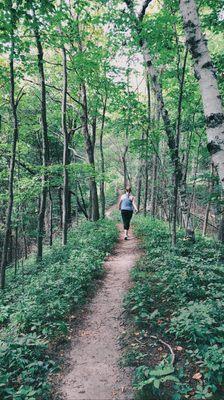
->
[123,216,224,400]
[0,219,118,400]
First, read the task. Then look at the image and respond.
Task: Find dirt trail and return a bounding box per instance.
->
[60,224,141,400]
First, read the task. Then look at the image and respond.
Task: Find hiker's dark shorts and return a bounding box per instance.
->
[121,210,133,230]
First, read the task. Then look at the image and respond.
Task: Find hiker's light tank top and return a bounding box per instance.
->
[121,193,134,211]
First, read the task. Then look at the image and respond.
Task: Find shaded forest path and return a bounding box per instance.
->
[59,223,141,400]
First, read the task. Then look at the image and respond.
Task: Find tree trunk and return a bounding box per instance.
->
[136,163,143,212]
[179,175,195,241]
[14,226,18,276]
[61,46,69,245]
[99,96,107,219]
[76,16,99,222]
[143,74,151,216]
[22,213,28,259]
[143,132,149,217]
[176,47,195,241]
[70,189,89,220]
[203,164,214,236]
[122,149,129,189]
[78,182,88,218]
[81,83,99,221]
[179,0,224,188]
[150,153,158,217]
[172,168,179,246]
[58,187,63,229]
[7,229,13,266]
[49,189,53,246]
[68,190,72,225]
[33,15,50,261]
[1,30,18,289]
[218,213,224,243]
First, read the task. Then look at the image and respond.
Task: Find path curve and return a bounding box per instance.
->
[59,224,141,400]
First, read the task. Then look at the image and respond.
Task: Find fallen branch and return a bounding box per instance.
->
[150,335,175,365]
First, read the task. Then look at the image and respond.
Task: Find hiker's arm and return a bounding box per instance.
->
[118,196,122,210]
[132,197,138,212]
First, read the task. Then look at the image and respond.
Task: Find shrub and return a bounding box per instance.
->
[0,219,118,399]
[124,216,224,399]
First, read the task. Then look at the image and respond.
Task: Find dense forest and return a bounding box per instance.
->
[0,0,224,399]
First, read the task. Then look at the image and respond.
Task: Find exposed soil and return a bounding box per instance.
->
[58,223,141,400]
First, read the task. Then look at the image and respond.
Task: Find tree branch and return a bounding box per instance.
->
[138,0,153,21]
[23,78,83,108]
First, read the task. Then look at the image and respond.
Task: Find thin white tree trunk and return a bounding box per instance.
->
[180,0,224,187]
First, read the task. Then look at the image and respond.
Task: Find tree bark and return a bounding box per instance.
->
[61,46,69,245]
[58,187,63,229]
[122,146,129,189]
[99,96,107,218]
[78,182,88,217]
[218,212,224,243]
[179,0,224,188]
[80,85,99,221]
[203,164,214,236]
[176,47,195,241]
[136,162,143,212]
[150,153,158,217]
[76,16,99,222]
[143,74,151,216]
[48,189,53,246]
[1,27,18,289]
[68,190,72,224]
[33,14,50,261]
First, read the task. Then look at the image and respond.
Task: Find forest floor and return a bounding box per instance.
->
[58,223,142,400]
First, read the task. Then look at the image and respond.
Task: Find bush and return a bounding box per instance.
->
[0,219,118,399]
[124,216,224,400]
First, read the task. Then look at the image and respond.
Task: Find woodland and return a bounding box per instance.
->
[0,0,224,399]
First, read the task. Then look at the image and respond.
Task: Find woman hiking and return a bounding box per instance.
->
[118,186,138,240]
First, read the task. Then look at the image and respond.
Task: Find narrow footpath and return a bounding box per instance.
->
[59,225,141,400]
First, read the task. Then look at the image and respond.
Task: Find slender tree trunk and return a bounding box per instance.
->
[218,211,224,243]
[49,189,53,246]
[143,132,149,216]
[172,170,179,246]
[76,17,99,221]
[179,176,195,241]
[176,47,195,241]
[7,229,13,266]
[78,182,88,217]
[187,135,202,221]
[136,162,143,212]
[203,164,214,236]
[58,187,63,229]
[33,15,50,261]
[122,148,129,189]
[99,96,107,218]
[70,189,88,219]
[179,0,224,188]
[14,226,18,276]
[150,153,158,217]
[143,74,151,216]
[61,46,69,245]
[68,190,72,224]
[81,84,99,221]
[1,32,18,289]
[23,232,28,260]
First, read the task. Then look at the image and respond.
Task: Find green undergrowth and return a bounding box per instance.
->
[0,219,118,400]
[123,216,224,400]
